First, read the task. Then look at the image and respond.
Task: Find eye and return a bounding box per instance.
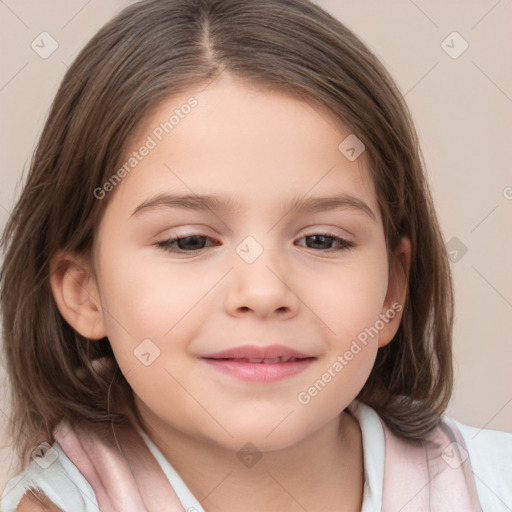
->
[155,233,353,255]
[156,235,218,254]
[296,234,353,252]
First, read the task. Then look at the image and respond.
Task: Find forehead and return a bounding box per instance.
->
[108,74,379,221]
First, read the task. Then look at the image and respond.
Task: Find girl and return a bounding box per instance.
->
[1,0,511,510]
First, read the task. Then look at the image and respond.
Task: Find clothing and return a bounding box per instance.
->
[2,401,511,511]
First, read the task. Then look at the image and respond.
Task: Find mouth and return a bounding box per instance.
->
[210,356,307,363]
[199,344,316,383]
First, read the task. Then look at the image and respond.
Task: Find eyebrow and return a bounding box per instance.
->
[131,192,377,222]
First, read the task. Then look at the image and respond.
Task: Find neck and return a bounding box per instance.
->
[137,406,364,512]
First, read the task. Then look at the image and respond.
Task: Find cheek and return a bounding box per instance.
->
[287,248,389,406]
[294,274,386,423]
[94,241,223,379]
[306,251,389,347]
[97,241,201,332]
[94,252,205,422]
[93,244,172,362]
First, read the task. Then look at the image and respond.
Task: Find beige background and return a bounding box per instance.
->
[1,0,511,490]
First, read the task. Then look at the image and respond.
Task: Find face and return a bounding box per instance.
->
[86,75,405,452]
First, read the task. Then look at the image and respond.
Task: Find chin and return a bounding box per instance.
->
[203,413,318,453]
[209,429,306,455]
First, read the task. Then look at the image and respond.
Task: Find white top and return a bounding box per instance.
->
[2,402,511,511]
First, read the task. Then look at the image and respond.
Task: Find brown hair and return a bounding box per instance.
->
[1,0,453,465]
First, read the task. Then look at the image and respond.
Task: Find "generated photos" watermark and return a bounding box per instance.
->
[297,301,403,405]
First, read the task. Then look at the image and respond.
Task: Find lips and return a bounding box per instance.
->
[225,356,302,364]
[200,344,314,361]
[200,344,315,383]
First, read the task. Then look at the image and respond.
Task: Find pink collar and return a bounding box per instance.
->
[54,420,186,512]
[54,410,482,511]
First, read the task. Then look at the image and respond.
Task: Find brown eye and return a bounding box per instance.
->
[296,234,353,251]
[157,235,218,253]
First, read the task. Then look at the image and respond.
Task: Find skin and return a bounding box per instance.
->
[51,74,410,512]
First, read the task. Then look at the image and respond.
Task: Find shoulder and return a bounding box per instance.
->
[1,441,99,512]
[349,400,512,511]
[453,416,512,465]
[452,416,512,461]
[450,416,512,511]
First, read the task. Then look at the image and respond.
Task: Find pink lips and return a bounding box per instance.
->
[200,344,315,383]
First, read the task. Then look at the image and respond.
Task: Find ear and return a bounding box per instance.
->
[377,236,411,348]
[49,252,107,340]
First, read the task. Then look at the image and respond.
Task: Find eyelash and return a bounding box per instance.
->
[155,233,354,254]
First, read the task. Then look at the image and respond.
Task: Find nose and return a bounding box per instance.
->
[224,244,300,320]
